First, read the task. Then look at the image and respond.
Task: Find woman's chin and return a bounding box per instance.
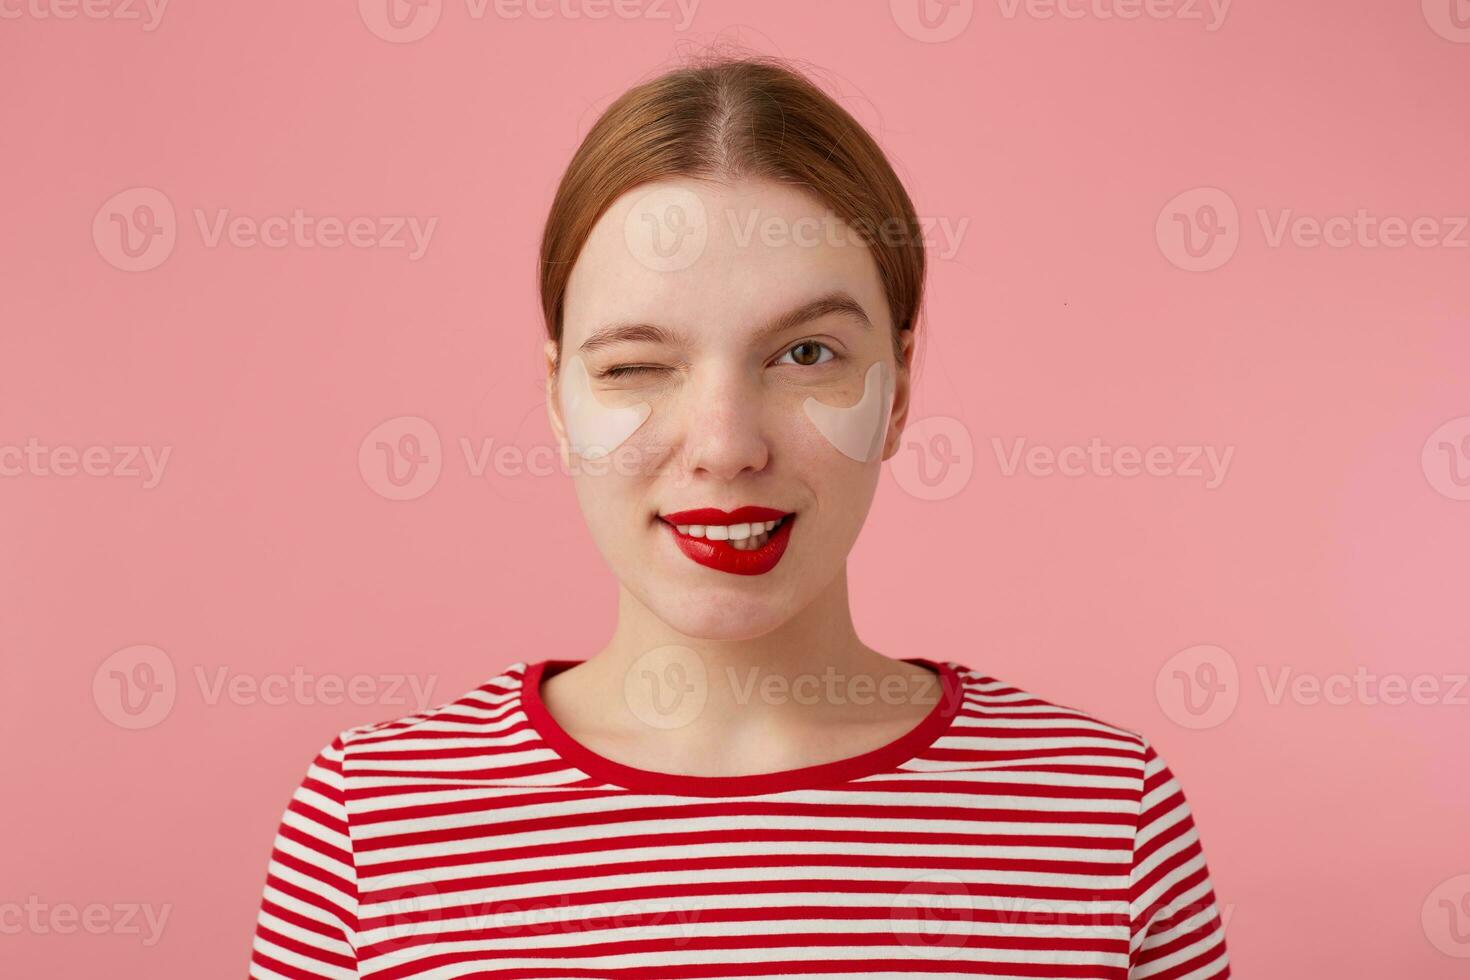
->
[643,591,799,643]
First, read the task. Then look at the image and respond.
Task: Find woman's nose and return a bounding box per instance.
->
[677,370,770,481]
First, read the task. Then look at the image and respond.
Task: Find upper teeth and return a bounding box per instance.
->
[675,519,782,539]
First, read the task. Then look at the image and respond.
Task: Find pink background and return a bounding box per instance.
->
[2,0,1468,975]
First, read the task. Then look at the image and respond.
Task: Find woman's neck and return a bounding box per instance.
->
[537,567,941,777]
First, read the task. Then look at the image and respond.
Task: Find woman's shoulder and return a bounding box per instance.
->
[325,659,533,753]
[941,659,1158,767]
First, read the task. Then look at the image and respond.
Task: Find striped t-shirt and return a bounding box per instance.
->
[248,657,1231,979]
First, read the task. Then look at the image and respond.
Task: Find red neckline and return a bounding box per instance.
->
[519,657,964,797]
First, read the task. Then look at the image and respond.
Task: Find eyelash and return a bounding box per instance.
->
[599,364,661,379]
[600,341,839,379]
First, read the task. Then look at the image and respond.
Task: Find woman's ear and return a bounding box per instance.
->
[543,338,570,465]
[881,329,916,462]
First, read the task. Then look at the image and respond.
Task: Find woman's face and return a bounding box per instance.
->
[548,177,912,641]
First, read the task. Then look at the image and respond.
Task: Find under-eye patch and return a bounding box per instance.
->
[559,354,652,460]
[802,360,895,463]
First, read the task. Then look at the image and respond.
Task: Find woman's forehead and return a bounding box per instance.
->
[563,177,889,350]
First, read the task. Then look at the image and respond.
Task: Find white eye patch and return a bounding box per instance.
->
[558,353,652,460]
[802,360,895,463]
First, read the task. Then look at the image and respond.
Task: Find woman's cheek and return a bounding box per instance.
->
[605,409,677,482]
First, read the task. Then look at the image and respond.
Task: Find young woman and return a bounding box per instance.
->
[248,55,1230,979]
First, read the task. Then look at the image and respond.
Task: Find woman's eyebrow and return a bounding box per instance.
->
[577,291,872,356]
[578,321,682,355]
[763,292,872,340]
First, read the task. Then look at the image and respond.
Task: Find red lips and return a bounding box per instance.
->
[658,506,795,576]
[660,505,789,525]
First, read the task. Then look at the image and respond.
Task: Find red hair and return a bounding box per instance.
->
[538,53,926,369]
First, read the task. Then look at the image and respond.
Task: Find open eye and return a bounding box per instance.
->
[776,340,837,368]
